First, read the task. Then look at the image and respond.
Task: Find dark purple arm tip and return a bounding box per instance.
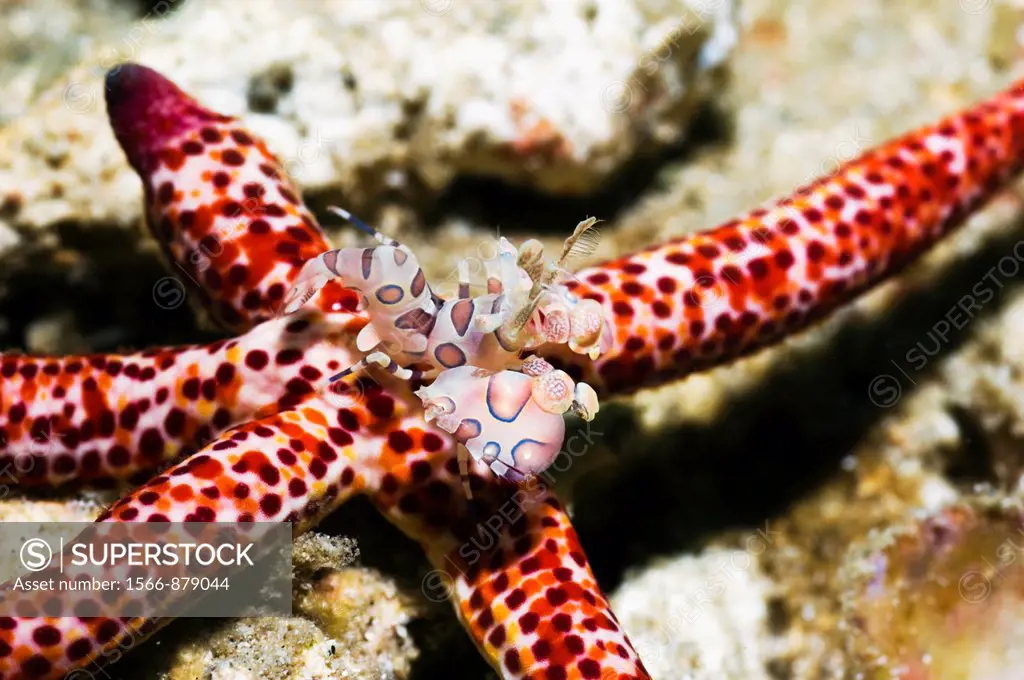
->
[104,63,168,130]
[103,63,230,176]
[103,63,143,96]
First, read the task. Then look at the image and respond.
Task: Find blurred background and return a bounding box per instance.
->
[3,0,1024,678]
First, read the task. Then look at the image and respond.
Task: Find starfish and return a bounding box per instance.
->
[0,63,1021,679]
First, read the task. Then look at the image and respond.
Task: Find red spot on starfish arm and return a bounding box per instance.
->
[542,77,1024,395]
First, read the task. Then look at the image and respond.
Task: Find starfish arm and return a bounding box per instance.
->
[95,393,367,526]
[541,78,1024,394]
[0,62,369,487]
[0,308,366,486]
[105,63,345,331]
[0,389,371,680]
[0,347,244,485]
[366,427,649,679]
[435,490,649,679]
[0,615,165,680]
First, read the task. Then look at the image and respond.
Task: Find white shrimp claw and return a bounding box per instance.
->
[281,258,333,315]
[571,382,599,422]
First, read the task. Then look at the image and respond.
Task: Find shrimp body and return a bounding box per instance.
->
[424,294,522,372]
[416,366,566,481]
[282,217,439,361]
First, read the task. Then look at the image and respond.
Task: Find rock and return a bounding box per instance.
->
[839,496,1024,679]
[0,222,20,262]
[157,542,419,680]
[0,496,106,522]
[0,0,136,126]
[24,313,86,354]
[165,617,381,680]
[611,547,774,679]
[0,0,735,242]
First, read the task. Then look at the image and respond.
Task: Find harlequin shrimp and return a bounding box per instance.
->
[280,209,610,493]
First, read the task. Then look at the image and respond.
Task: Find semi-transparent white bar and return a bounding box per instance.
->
[0,522,292,617]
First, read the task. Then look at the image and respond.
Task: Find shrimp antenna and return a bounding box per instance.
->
[327,206,400,247]
[546,217,601,285]
[327,206,375,236]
